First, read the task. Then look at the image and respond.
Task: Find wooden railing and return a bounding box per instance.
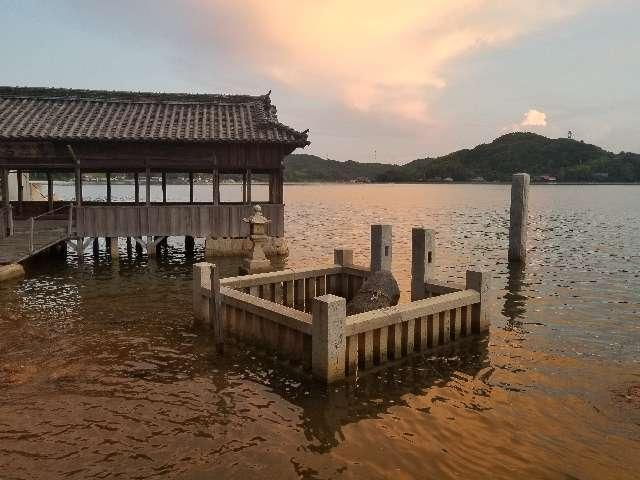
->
[26,203,73,254]
[0,205,12,239]
[75,203,284,238]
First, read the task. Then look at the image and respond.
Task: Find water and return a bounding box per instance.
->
[1,184,639,479]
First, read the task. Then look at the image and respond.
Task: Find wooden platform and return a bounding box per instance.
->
[0,220,69,265]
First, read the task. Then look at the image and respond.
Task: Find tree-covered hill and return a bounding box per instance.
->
[285,133,640,183]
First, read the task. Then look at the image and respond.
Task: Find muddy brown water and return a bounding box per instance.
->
[1,183,639,479]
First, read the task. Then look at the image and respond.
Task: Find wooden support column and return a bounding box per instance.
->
[161,172,167,203]
[246,169,252,204]
[134,172,139,205]
[66,145,82,207]
[46,172,53,212]
[242,171,247,203]
[106,172,112,205]
[1,169,9,207]
[16,170,23,203]
[189,172,194,204]
[212,169,220,205]
[145,167,151,206]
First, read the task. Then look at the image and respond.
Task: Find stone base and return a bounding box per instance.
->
[205,236,289,259]
[239,259,273,275]
[0,264,25,283]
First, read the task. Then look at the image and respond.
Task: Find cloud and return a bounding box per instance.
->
[193,0,598,123]
[521,109,548,127]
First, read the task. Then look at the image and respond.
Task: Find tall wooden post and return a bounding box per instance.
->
[212,169,220,205]
[242,171,247,203]
[106,172,112,205]
[1,168,9,207]
[145,167,151,206]
[189,172,194,203]
[46,172,53,211]
[134,172,139,204]
[161,172,167,203]
[508,173,530,262]
[246,169,252,204]
[16,169,23,215]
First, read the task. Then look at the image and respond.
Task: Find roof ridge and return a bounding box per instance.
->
[0,86,270,104]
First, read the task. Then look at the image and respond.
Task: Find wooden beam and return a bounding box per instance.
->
[189,172,194,204]
[161,172,167,203]
[47,172,53,211]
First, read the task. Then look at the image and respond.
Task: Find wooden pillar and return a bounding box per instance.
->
[17,170,23,203]
[508,173,530,262]
[75,165,82,207]
[145,167,151,206]
[106,172,112,205]
[189,172,194,204]
[246,169,252,204]
[1,169,9,207]
[134,172,139,205]
[242,171,247,203]
[212,169,220,205]
[161,172,167,203]
[46,172,53,212]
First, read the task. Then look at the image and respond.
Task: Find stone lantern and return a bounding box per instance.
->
[240,205,273,274]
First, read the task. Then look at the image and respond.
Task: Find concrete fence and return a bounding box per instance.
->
[193,225,491,383]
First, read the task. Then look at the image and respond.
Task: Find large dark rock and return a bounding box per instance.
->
[347,270,400,315]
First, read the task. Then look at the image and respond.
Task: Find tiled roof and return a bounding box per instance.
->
[0,87,309,147]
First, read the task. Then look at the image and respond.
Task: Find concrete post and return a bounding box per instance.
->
[209,263,223,353]
[370,224,392,272]
[411,227,436,301]
[508,173,530,262]
[108,237,119,259]
[146,236,156,257]
[193,262,213,325]
[334,248,353,298]
[334,248,353,266]
[312,294,346,383]
[466,270,491,333]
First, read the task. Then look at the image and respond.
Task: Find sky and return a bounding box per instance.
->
[1,0,639,163]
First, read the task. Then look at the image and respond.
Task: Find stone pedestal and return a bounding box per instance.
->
[240,205,273,275]
[509,173,529,262]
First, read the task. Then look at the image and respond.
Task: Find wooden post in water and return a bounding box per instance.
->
[312,294,346,383]
[508,173,530,262]
[209,264,224,353]
[371,224,392,272]
[411,227,436,301]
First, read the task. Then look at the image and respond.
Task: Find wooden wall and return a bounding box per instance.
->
[75,204,284,238]
[0,207,10,239]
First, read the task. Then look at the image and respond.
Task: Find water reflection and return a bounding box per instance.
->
[502,262,527,330]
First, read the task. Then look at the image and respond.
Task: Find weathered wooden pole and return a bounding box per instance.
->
[212,169,220,205]
[246,169,252,204]
[508,173,529,262]
[145,167,151,206]
[161,172,167,203]
[188,172,194,204]
[371,224,392,272]
[1,169,9,208]
[411,227,436,301]
[312,294,346,383]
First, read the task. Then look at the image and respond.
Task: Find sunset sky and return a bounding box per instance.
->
[1,0,638,163]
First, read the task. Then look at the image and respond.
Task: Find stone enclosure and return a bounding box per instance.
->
[193,225,491,383]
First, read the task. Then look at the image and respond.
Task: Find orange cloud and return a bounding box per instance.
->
[195,0,600,122]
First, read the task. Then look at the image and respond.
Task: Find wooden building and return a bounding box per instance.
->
[0,86,309,263]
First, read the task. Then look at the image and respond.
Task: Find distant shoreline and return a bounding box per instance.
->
[34,180,640,186]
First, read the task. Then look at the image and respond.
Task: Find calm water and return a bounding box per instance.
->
[1,184,639,479]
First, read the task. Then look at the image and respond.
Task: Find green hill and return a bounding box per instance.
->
[285,133,640,183]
